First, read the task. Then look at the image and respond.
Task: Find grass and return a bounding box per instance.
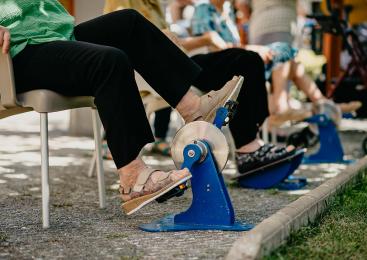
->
[265,173,367,260]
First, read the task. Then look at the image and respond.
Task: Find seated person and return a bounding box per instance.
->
[233,0,361,125]
[168,0,195,24]
[234,0,251,45]
[104,0,297,173]
[0,0,240,215]
[191,0,341,122]
[248,0,296,45]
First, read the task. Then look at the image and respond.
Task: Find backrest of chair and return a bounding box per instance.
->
[0,53,19,108]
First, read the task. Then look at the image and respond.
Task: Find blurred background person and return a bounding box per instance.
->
[249,0,297,45]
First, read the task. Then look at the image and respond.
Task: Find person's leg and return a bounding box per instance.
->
[151,108,172,156]
[192,48,269,150]
[12,41,190,214]
[267,61,313,126]
[269,62,292,114]
[192,48,297,173]
[73,9,200,108]
[289,60,325,103]
[154,108,172,139]
[289,60,361,114]
[73,9,239,124]
[13,41,154,168]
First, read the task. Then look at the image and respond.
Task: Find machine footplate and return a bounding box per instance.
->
[140,214,253,232]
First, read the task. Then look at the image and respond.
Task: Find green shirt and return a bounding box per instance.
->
[0,0,75,57]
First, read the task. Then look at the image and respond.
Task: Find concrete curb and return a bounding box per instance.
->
[226,156,367,260]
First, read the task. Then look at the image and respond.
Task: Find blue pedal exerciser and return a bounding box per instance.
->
[140,76,254,232]
[302,114,352,164]
[231,149,306,190]
[302,100,354,164]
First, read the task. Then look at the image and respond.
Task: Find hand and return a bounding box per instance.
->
[258,47,274,64]
[0,26,10,54]
[204,31,229,50]
[246,45,274,64]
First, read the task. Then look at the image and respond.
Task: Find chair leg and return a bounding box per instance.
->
[87,152,96,178]
[262,118,269,143]
[40,113,50,229]
[88,125,104,178]
[92,109,106,208]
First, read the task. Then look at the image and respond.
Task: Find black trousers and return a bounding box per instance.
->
[12,9,201,168]
[154,48,269,147]
[154,107,172,139]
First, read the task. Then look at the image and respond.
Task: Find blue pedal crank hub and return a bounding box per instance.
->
[140,102,253,232]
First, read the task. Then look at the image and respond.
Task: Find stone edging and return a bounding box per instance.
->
[226,156,367,260]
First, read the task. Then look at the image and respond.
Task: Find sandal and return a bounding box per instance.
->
[120,167,192,215]
[268,109,312,127]
[151,140,171,157]
[185,76,243,123]
[236,144,296,174]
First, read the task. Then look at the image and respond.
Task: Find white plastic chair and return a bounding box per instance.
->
[0,53,106,228]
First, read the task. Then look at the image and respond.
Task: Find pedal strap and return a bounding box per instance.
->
[132,168,158,192]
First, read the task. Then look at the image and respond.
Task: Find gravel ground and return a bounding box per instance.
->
[0,112,365,259]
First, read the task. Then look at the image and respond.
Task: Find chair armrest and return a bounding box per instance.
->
[0,53,20,108]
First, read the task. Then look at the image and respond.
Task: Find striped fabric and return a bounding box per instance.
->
[249,0,296,44]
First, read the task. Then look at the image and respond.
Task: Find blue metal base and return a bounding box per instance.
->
[140,214,253,232]
[276,176,307,190]
[238,149,305,189]
[303,157,354,164]
[342,113,354,119]
[302,114,352,165]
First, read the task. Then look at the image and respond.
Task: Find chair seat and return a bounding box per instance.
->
[17,89,95,113]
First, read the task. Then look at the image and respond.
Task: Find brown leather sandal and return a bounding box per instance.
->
[185,76,243,123]
[268,108,312,127]
[120,167,191,215]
